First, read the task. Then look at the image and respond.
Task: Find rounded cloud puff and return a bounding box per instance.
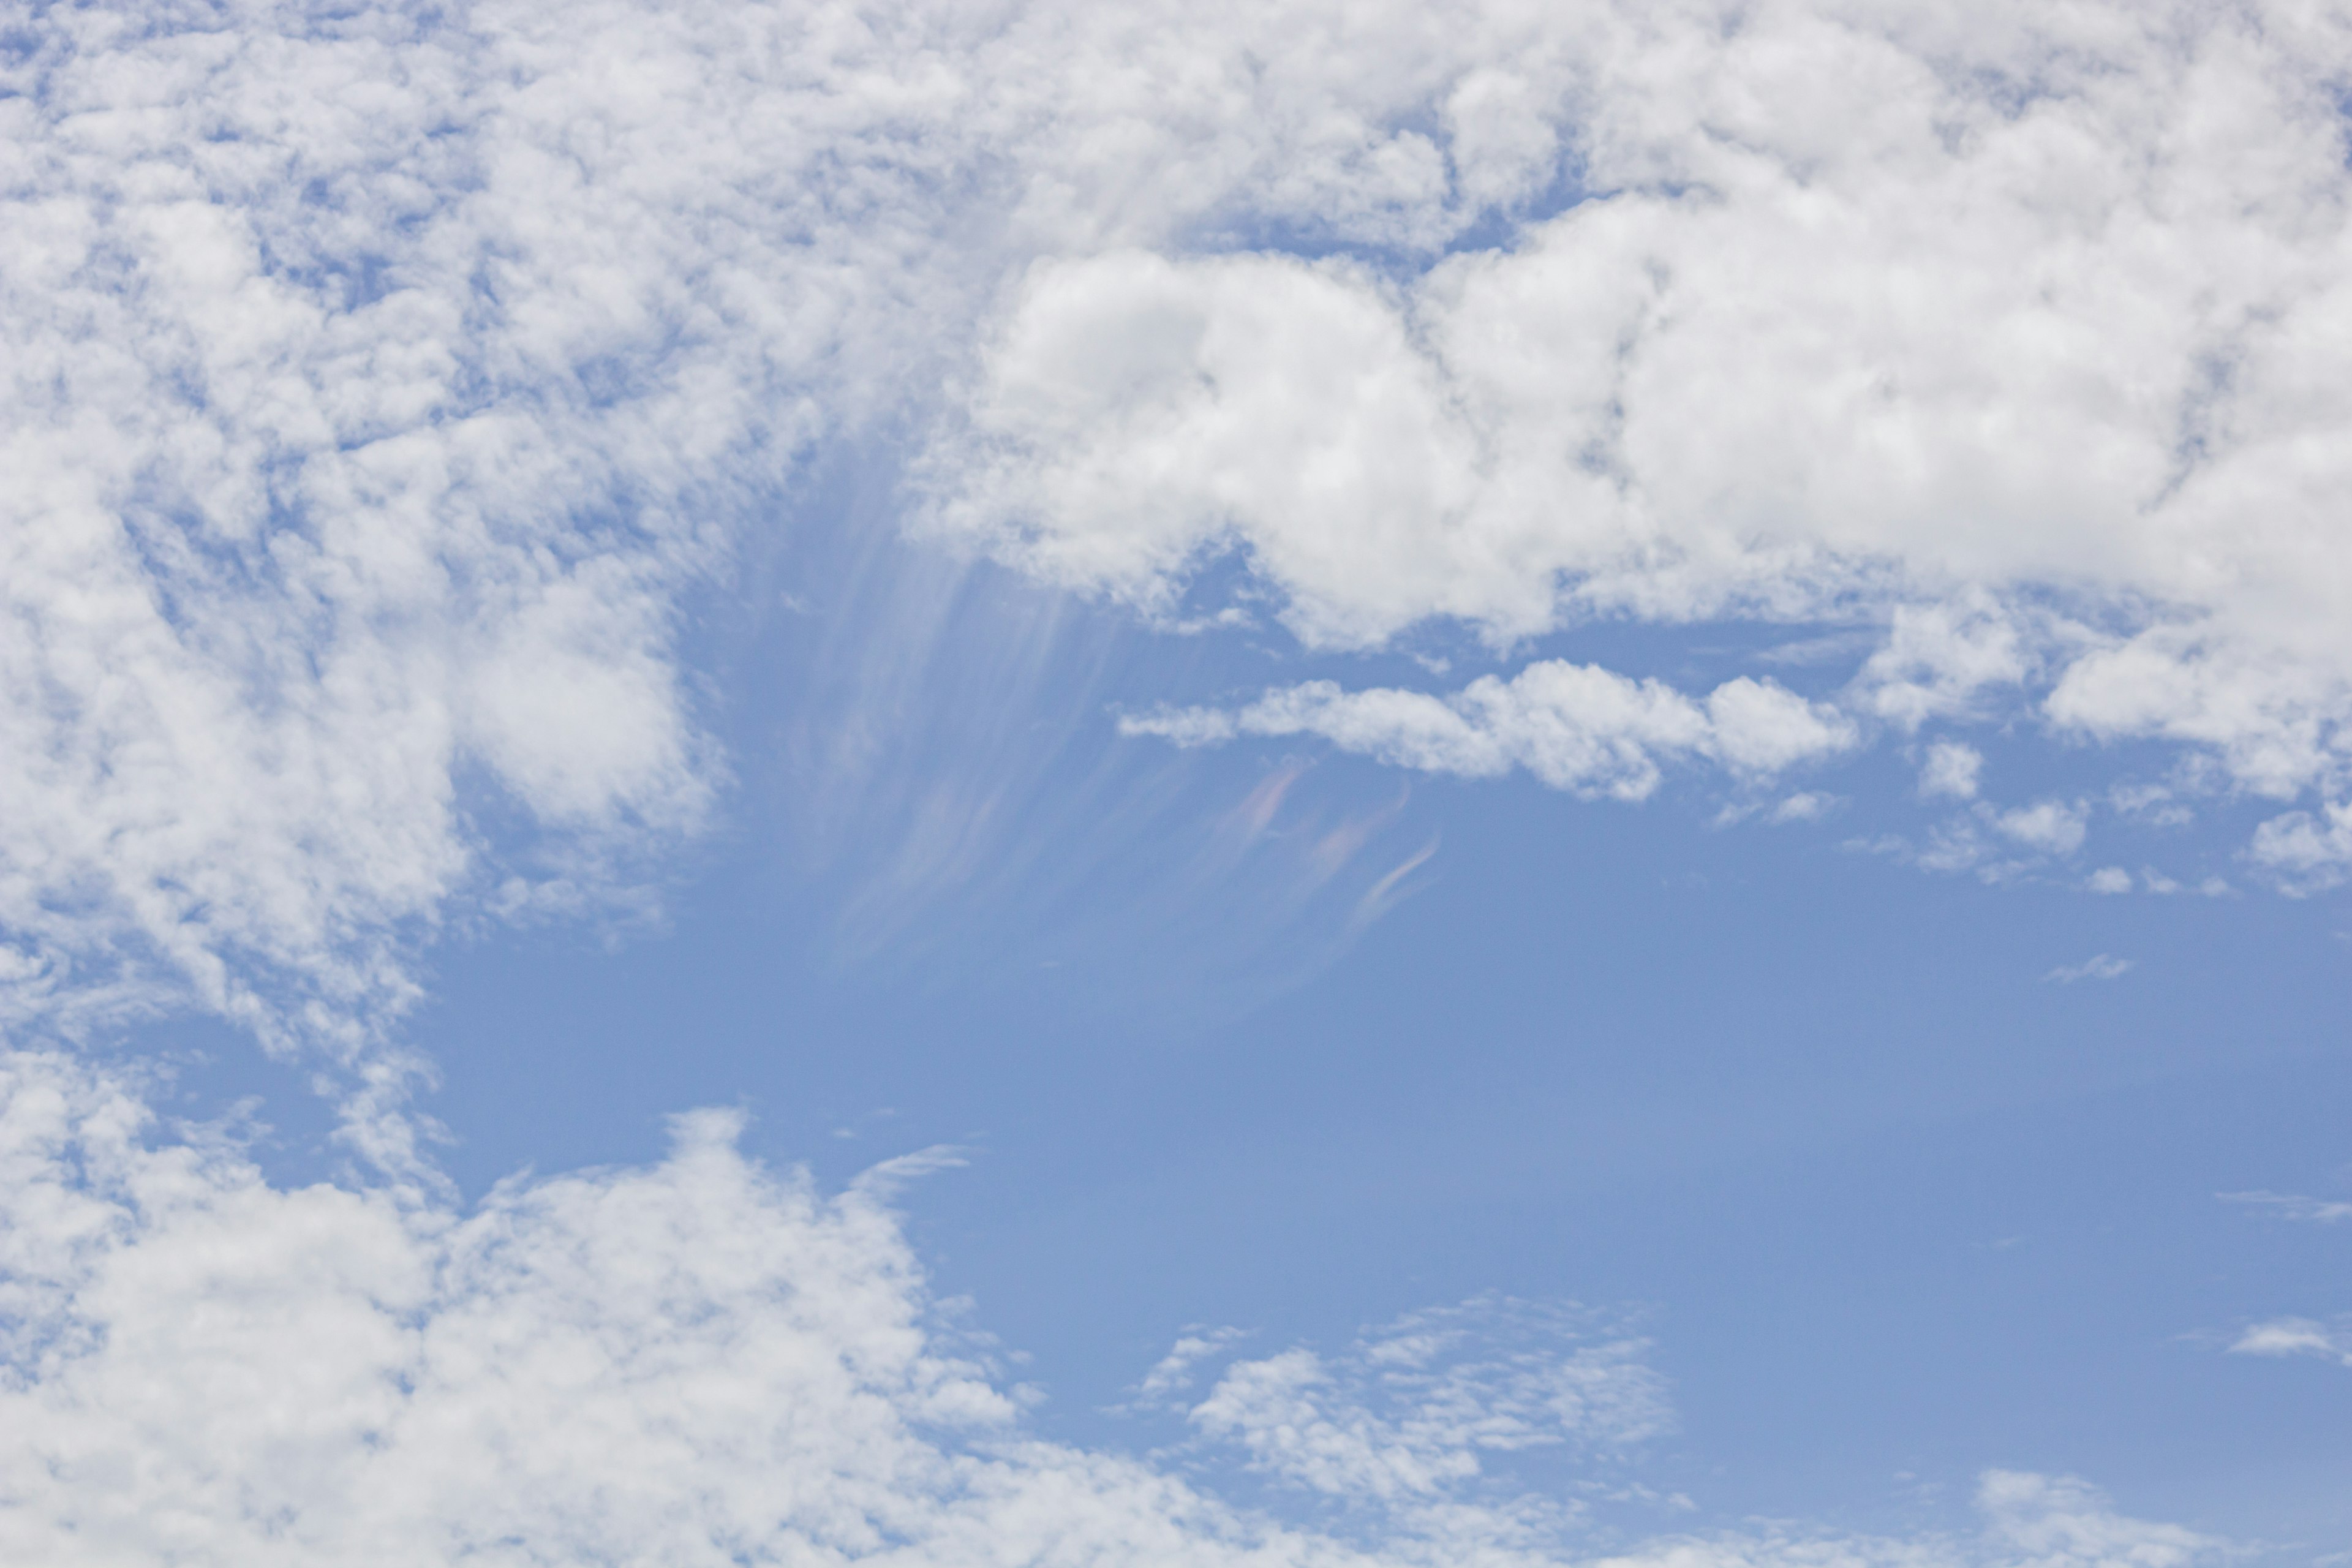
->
[929,2,2352,820]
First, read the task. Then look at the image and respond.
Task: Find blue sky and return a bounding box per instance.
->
[6,2,2352,1564]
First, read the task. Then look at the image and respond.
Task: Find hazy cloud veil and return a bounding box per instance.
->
[0,0,2336,1559]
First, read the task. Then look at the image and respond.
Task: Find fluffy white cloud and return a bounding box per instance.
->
[2247,801,2352,891]
[1991,802,2089,858]
[20,0,2352,1058]
[1919,744,1986,802]
[2,0,951,1044]
[926,0,2352,820]
[0,1047,2231,1567]
[8,0,1640,1046]
[1123,665,1853,800]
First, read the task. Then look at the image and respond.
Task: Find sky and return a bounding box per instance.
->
[2,0,2350,1562]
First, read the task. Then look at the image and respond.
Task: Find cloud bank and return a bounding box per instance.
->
[1123,665,1855,800]
[13,0,2352,1060]
[0,1048,2228,1567]
[923,1,2352,863]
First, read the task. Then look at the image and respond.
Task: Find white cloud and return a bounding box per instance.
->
[2248,801,2352,891]
[2220,1190,2352,1224]
[924,1,2352,828]
[2084,868,2132,895]
[1186,1298,1669,1512]
[1992,802,2089,858]
[2,0,968,1049]
[2228,1317,2352,1368]
[13,0,1697,1054]
[1771,793,1838,824]
[2045,954,2132,984]
[1123,664,1853,801]
[1129,1325,1256,1408]
[1920,742,1986,802]
[0,1047,2233,1568]
[17,0,2352,1068]
[1975,1471,2222,1568]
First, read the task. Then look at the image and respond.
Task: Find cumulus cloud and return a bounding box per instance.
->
[0,1047,2233,1567]
[1992,802,2090,858]
[1,0,960,1047]
[1920,743,1986,802]
[1123,664,1853,800]
[924,1,2352,827]
[2247,801,2352,891]
[17,0,2352,1069]
[10,0,1699,1051]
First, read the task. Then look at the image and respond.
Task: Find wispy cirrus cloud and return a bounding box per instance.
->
[2045,954,2133,984]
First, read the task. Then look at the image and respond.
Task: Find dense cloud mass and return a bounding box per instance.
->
[0,1049,2228,1566]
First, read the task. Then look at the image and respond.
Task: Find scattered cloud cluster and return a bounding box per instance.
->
[2,0,949,1043]
[926,2,2352,864]
[11,0,2352,1061]
[0,3,2333,1555]
[0,1049,2232,1567]
[1175,1298,1670,1532]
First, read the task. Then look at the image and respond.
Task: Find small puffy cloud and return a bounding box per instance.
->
[2045,954,2132,984]
[1770,793,1838,824]
[1123,663,1853,801]
[2228,1317,2352,1368]
[1920,741,1987,801]
[2248,802,2352,892]
[2084,867,2133,894]
[1994,802,2089,858]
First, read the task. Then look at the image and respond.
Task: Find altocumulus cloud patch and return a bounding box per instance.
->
[0,1049,2231,1566]
[12,0,2352,1065]
[0,0,2343,1561]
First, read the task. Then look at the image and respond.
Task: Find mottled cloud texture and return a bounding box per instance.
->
[0,0,2339,1558]
[12,0,2352,1044]
[0,1049,2230,1565]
